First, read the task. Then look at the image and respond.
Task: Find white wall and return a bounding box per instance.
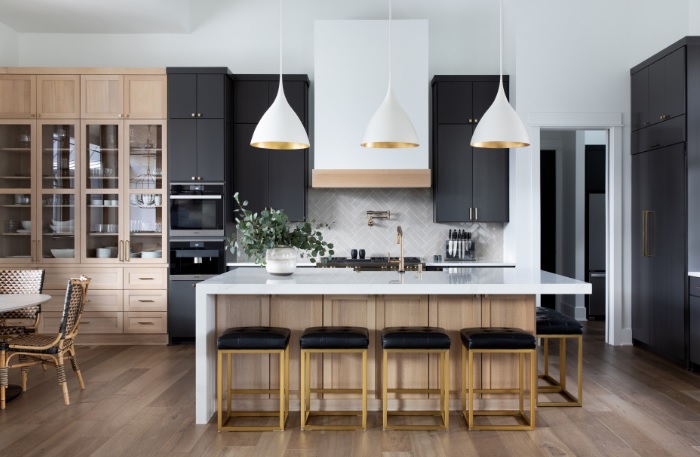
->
[0,22,19,65]
[9,0,696,344]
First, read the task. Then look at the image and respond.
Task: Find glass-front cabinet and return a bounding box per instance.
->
[0,120,80,264]
[81,120,165,263]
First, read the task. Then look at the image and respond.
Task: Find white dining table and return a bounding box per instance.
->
[0,293,51,408]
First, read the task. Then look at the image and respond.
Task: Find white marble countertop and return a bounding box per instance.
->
[227,261,515,268]
[690,272,700,278]
[199,267,591,295]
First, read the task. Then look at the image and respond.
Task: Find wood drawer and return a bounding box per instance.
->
[124,290,167,312]
[42,289,123,312]
[124,312,167,334]
[43,267,123,290]
[690,276,700,297]
[40,311,123,334]
[3,318,35,327]
[124,268,167,289]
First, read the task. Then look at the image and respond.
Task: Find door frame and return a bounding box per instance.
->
[530,112,626,345]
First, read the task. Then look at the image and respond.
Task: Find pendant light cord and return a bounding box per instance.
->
[499,0,503,79]
[389,0,393,86]
[279,0,283,87]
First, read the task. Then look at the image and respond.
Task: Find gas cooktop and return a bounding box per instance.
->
[317,256,424,271]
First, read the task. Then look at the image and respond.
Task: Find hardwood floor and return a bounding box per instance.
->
[2,322,700,456]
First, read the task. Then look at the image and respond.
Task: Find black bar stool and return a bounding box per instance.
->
[381,326,450,431]
[536,307,583,406]
[300,326,369,430]
[460,327,536,431]
[216,326,290,431]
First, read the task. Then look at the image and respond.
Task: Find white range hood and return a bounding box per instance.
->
[313,19,429,188]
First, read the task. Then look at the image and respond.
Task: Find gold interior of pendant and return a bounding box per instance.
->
[251,141,310,150]
[470,140,530,149]
[360,141,419,148]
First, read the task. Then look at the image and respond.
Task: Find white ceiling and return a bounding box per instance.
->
[0,0,191,34]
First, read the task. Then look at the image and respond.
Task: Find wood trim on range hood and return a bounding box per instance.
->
[311,169,431,188]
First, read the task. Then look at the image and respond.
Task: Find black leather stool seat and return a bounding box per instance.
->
[300,326,369,349]
[382,326,451,349]
[536,310,583,335]
[460,327,536,350]
[217,326,291,350]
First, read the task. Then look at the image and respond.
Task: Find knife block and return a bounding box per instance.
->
[445,239,476,261]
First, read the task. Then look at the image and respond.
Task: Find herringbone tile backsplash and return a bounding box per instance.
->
[308,188,503,261]
[234,188,504,262]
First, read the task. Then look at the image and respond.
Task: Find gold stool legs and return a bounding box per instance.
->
[217,346,290,432]
[382,348,450,431]
[300,348,367,431]
[538,334,583,407]
[462,346,536,431]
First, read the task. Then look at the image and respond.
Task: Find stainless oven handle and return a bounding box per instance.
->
[169,195,223,200]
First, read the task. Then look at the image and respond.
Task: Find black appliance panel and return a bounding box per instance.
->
[169,240,226,280]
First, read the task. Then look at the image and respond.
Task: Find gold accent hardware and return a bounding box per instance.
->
[191,113,196,117]
[138,299,155,303]
[475,207,478,220]
[138,277,154,280]
[474,118,479,123]
[367,210,390,227]
[137,322,155,325]
[469,207,473,220]
[469,118,473,123]
[125,240,130,261]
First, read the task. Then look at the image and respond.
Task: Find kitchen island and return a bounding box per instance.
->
[195,267,591,423]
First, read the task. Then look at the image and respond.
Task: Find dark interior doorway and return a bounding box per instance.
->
[540,149,556,309]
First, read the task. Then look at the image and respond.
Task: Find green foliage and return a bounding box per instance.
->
[227,193,335,265]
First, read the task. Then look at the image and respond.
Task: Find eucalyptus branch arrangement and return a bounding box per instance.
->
[227,193,334,265]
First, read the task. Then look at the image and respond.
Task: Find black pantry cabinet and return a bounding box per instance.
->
[231,75,309,222]
[431,75,509,223]
[630,37,700,367]
[166,67,233,183]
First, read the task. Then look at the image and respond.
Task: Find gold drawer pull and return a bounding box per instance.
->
[82,321,91,324]
[138,299,155,303]
[137,321,156,325]
[138,277,155,280]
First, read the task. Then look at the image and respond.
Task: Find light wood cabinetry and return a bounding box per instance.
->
[81,75,166,119]
[0,68,169,344]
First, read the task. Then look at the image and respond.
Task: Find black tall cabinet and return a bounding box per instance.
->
[431,76,509,223]
[630,38,700,365]
[166,68,233,183]
[231,75,309,222]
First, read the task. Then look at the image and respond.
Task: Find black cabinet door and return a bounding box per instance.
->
[436,82,473,124]
[648,143,686,361]
[269,149,306,221]
[631,67,649,130]
[691,295,700,365]
[232,123,269,214]
[168,119,198,182]
[168,280,197,340]
[196,74,225,119]
[168,74,197,119]
[196,119,225,181]
[631,152,651,344]
[472,147,509,222]
[649,48,686,125]
[472,81,500,121]
[434,124,473,222]
[233,80,269,123]
[269,80,307,125]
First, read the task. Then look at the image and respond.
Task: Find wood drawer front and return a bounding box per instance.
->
[42,289,123,312]
[3,318,35,327]
[43,267,123,290]
[41,311,123,334]
[124,312,167,334]
[124,268,167,289]
[124,290,167,312]
[690,276,700,297]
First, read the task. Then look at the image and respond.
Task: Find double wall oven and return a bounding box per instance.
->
[168,182,227,343]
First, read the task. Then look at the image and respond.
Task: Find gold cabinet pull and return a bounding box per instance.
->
[138,277,155,280]
[138,299,155,303]
[138,321,156,325]
[469,207,473,220]
[475,207,478,220]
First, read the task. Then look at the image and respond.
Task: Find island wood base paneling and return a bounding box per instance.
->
[214,293,534,412]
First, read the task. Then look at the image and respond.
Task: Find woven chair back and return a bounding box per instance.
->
[58,277,90,339]
[0,269,45,320]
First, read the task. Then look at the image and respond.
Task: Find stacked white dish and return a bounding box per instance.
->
[51,249,74,258]
[52,219,74,233]
[141,250,162,259]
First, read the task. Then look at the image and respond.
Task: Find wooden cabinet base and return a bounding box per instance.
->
[76,334,168,345]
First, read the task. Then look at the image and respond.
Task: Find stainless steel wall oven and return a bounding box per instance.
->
[169,182,225,237]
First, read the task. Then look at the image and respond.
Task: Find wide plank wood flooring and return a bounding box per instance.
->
[3,322,700,456]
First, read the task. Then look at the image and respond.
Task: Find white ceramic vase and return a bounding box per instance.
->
[265,246,297,276]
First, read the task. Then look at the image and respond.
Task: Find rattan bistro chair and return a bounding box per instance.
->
[0,269,46,337]
[0,277,90,409]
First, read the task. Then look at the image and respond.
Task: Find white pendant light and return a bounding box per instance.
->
[361,0,419,148]
[470,0,529,149]
[251,0,310,150]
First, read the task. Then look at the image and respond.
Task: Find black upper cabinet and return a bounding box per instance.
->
[432,76,509,223]
[231,75,309,222]
[167,68,232,183]
[633,47,685,130]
